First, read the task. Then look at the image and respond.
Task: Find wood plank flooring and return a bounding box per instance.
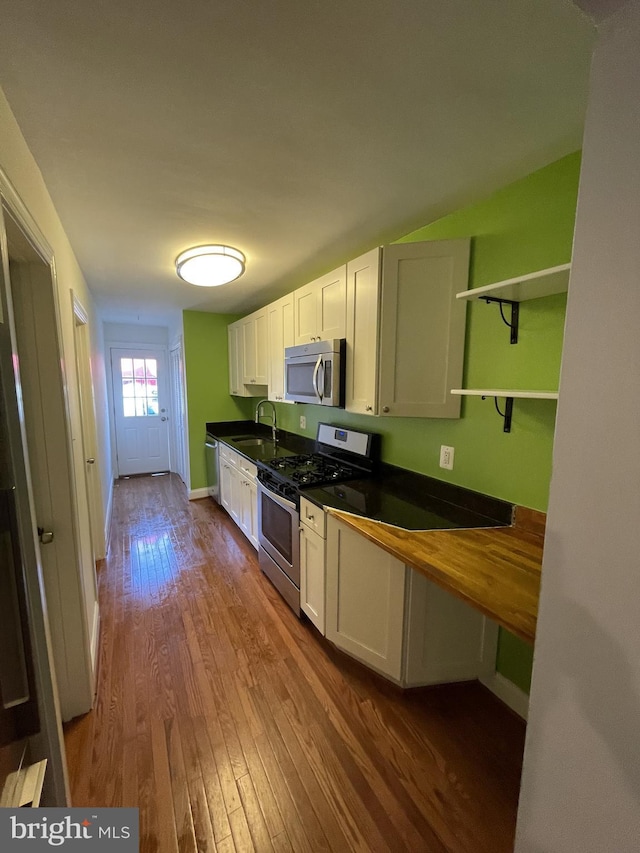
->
[64,473,526,852]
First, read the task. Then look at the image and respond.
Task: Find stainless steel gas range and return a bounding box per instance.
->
[256,423,378,616]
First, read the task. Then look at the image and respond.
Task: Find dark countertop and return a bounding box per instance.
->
[206,420,513,532]
[206,420,315,463]
[302,478,506,531]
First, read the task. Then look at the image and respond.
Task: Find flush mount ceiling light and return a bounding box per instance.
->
[175,244,246,287]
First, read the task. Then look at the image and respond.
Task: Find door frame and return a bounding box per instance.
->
[168,337,188,485]
[106,340,171,476]
[0,167,81,804]
[71,291,106,559]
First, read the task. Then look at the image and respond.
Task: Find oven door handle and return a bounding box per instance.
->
[312,355,323,401]
[258,482,297,511]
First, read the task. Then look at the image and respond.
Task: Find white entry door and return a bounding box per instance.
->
[111,348,170,475]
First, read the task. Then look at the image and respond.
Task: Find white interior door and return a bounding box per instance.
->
[111,347,170,475]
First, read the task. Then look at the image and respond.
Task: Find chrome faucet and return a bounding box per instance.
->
[255,399,277,443]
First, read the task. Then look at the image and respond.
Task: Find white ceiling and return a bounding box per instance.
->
[0,0,595,324]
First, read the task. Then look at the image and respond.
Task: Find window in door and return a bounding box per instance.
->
[120,357,159,417]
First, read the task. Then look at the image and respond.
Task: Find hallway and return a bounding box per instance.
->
[64,474,525,852]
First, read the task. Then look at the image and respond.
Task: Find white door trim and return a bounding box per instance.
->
[168,338,188,485]
[71,290,106,560]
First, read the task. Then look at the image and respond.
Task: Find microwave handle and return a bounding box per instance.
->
[312,355,324,401]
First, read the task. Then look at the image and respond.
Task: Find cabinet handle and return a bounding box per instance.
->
[365,406,372,412]
[307,514,314,522]
[382,406,390,413]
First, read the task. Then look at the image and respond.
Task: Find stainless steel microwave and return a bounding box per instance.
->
[284,339,345,406]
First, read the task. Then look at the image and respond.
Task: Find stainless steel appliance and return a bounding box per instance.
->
[257,423,378,615]
[284,339,345,406]
[204,433,220,502]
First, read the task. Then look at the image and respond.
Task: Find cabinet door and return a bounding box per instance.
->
[228,322,246,397]
[325,517,405,681]
[227,464,241,525]
[316,266,346,340]
[403,570,486,687]
[294,282,318,345]
[300,525,325,635]
[378,239,469,418]
[246,478,259,549]
[267,295,294,403]
[220,459,234,513]
[242,315,257,384]
[346,248,381,415]
[253,308,268,385]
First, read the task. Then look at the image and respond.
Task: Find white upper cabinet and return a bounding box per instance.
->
[242,307,268,385]
[228,321,248,397]
[345,247,381,415]
[266,293,294,403]
[294,266,347,345]
[346,240,470,418]
[377,239,470,418]
[228,312,267,397]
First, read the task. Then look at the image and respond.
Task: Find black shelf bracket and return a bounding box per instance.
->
[480,296,520,344]
[481,395,514,433]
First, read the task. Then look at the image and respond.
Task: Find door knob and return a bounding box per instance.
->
[86,457,95,464]
[37,527,54,545]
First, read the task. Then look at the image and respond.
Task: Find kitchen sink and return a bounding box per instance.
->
[231,436,274,447]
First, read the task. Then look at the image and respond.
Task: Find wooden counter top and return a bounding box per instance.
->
[325,508,544,645]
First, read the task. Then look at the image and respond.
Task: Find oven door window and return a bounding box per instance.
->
[261,492,293,566]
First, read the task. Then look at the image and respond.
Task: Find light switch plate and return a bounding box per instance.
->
[439,445,454,470]
[300,415,306,429]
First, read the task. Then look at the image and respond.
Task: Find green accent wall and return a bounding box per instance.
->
[274,152,582,694]
[183,311,255,490]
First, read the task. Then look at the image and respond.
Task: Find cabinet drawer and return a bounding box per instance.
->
[238,457,257,480]
[300,497,325,538]
[219,443,239,466]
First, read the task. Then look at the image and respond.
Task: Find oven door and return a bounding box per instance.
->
[257,483,300,587]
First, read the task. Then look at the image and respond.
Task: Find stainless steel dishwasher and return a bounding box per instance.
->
[204,433,220,502]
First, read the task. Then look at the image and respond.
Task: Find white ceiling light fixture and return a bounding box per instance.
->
[175,244,246,287]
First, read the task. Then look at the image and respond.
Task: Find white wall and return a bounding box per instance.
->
[103,321,169,345]
[0,86,110,541]
[516,2,640,850]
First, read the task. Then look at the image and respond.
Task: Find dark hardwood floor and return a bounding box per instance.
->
[64,473,526,852]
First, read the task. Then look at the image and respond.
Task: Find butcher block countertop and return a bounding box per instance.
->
[325,506,544,645]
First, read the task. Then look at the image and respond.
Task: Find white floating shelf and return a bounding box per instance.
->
[456,263,571,303]
[451,389,558,400]
[450,389,558,432]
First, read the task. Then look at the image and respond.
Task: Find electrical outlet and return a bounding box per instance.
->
[299,415,306,430]
[439,445,454,470]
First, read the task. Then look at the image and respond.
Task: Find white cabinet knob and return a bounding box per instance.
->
[365,406,372,412]
[382,406,390,413]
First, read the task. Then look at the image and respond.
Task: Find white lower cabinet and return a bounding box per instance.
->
[299,498,326,634]
[219,444,258,549]
[325,516,487,686]
[239,475,258,549]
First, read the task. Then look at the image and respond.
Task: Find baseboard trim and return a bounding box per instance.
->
[104,478,114,552]
[90,602,100,684]
[480,672,529,720]
[189,487,210,500]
